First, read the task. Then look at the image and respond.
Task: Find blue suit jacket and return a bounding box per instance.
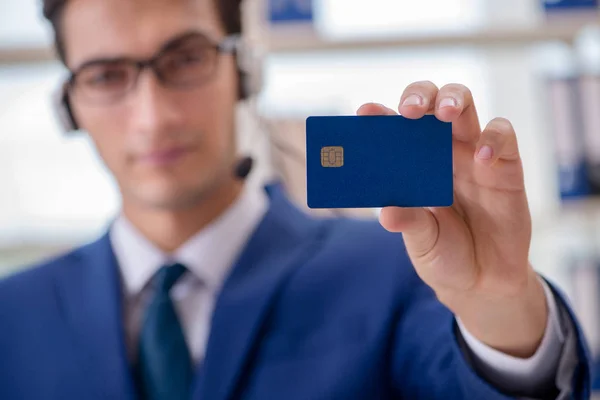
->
[0,185,592,399]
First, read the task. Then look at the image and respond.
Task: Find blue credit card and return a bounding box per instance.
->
[306,115,453,209]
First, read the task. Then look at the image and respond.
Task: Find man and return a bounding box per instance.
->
[0,0,592,399]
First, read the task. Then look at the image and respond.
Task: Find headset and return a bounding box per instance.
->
[52,35,264,134]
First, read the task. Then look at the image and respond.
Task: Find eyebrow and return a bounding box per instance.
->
[71,30,218,73]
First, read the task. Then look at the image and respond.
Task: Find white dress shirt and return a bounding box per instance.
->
[110,182,570,395]
[110,182,269,363]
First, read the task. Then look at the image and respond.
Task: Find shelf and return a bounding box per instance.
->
[261,21,599,54]
[0,46,55,65]
[1,18,599,64]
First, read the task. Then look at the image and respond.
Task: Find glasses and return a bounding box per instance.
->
[66,32,240,104]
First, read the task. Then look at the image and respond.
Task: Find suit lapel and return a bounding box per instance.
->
[194,185,329,400]
[55,233,136,400]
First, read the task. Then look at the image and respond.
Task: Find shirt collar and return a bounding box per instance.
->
[110,182,269,296]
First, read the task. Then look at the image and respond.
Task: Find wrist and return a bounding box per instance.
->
[447,268,548,358]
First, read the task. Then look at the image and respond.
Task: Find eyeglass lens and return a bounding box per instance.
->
[71,34,221,103]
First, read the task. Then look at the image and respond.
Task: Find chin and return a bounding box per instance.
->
[122,156,238,211]
[129,178,219,211]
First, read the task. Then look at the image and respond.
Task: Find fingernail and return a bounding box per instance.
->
[402,95,423,107]
[439,97,457,109]
[477,145,493,160]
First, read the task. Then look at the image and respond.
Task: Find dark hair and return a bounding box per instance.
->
[42,0,243,63]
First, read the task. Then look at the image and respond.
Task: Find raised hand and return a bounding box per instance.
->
[358,81,547,357]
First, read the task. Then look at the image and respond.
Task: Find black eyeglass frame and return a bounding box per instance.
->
[64,32,241,104]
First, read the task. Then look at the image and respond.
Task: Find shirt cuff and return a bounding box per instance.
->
[456,278,565,393]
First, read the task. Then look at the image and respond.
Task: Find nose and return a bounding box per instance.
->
[127,70,183,139]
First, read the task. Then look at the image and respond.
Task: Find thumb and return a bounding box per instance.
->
[379,207,439,258]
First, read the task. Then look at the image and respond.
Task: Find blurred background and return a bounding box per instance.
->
[2,0,600,392]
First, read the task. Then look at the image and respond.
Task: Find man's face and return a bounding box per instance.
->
[62,0,239,210]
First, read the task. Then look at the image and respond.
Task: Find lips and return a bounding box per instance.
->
[138,146,192,166]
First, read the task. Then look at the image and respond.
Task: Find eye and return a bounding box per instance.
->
[166,48,210,69]
[78,64,131,88]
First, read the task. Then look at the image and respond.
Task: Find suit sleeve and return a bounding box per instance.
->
[390,272,592,400]
[456,277,587,399]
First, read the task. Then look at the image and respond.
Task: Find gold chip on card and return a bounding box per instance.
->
[321,146,344,168]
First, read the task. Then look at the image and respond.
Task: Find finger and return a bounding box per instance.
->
[379,207,439,258]
[435,83,481,144]
[475,117,520,165]
[357,103,397,116]
[398,81,439,119]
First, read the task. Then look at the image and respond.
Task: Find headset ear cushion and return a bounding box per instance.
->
[235,39,263,101]
[52,83,79,133]
[237,63,263,101]
[238,68,249,101]
[63,93,79,131]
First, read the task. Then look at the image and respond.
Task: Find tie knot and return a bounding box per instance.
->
[153,263,187,293]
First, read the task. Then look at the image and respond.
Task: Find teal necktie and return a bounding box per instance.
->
[137,263,193,400]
